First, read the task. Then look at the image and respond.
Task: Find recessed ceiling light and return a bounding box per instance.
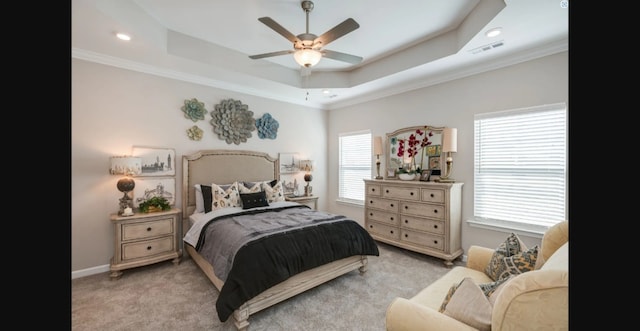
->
[485,27,502,38]
[116,33,131,41]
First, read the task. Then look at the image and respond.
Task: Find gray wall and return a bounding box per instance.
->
[71,51,567,277]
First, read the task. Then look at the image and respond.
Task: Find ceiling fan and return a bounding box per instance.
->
[249,0,363,68]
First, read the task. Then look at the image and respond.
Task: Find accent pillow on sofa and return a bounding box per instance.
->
[485,233,538,281]
[438,278,492,331]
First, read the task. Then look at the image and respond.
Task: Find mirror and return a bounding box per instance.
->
[385,125,444,179]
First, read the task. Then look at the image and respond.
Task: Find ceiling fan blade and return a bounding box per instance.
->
[249,50,295,60]
[314,18,359,47]
[258,17,301,44]
[322,50,363,64]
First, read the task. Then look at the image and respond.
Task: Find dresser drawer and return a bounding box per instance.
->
[366,221,401,241]
[122,218,174,241]
[401,229,444,251]
[421,188,445,203]
[401,215,445,235]
[122,236,175,260]
[365,197,399,212]
[382,186,420,201]
[399,201,445,220]
[366,184,382,196]
[366,209,399,226]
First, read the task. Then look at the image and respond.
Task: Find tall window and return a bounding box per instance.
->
[474,103,567,230]
[338,131,372,204]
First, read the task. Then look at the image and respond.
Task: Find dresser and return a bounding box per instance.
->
[363,179,463,266]
[109,208,182,279]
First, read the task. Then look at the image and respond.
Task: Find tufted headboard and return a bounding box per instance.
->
[181,149,280,220]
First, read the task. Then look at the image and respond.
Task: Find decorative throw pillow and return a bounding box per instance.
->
[262,180,285,202]
[493,245,538,280]
[487,275,515,306]
[200,184,213,213]
[485,232,528,281]
[239,181,264,194]
[439,278,492,331]
[478,275,513,298]
[194,184,205,213]
[211,182,240,211]
[240,191,269,209]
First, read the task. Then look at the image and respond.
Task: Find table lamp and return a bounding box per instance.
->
[300,160,314,196]
[110,156,142,215]
[373,136,383,179]
[436,128,457,183]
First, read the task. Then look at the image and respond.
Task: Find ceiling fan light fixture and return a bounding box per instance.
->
[294,49,322,67]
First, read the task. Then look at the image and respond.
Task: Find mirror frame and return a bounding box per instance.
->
[385,125,444,179]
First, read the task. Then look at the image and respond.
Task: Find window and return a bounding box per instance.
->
[338,131,372,204]
[473,103,567,232]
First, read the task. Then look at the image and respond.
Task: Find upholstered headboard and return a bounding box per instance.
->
[182,149,280,219]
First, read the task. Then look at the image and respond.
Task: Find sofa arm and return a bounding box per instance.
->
[491,269,568,331]
[465,245,495,273]
[386,298,479,331]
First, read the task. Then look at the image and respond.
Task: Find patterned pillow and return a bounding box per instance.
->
[262,180,285,202]
[239,181,264,194]
[485,233,528,281]
[493,245,538,280]
[200,184,213,213]
[478,275,513,298]
[240,191,269,209]
[211,182,240,210]
[439,278,492,331]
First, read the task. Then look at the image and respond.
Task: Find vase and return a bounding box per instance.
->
[398,173,416,181]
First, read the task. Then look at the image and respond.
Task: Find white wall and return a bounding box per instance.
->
[72,59,328,273]
[72,51,567,275]
[327,51,568,252]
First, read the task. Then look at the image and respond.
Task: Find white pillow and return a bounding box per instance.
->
[194,184,204,213]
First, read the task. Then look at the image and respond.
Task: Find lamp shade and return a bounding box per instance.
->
[373,136,383,155]
[110,156,142,176]
[294,49,322,67]
[299,160,314,172]
[442,128,458,153]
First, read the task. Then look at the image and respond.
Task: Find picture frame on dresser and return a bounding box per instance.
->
[420,169,431,182]
[132,146,176,176]
[132,177,175,207]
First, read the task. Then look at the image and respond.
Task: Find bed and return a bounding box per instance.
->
[181,149,379,330]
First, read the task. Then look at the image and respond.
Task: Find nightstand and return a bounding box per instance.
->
[285,195,319,210]
[109,208,182,279]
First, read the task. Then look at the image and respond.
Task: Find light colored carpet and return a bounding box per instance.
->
[72,242,461,331]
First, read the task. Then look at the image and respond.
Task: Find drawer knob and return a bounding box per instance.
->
[390,217,394,221]
[404,234,408,238]
[390,203,394,207]
[433,240,438,244]
[369,212,373,216]
[147,246,152,250]
[372,188,376,192]
[404,219,408,223]
[369,200,373,204]
[404,206,408,210]
[147,227,152,231]
[386,189,389,193]
[390,230,394,234]
[433,225,438,229]
[433,210,438,214]
[369,225,373,228]
[410,192,414,196]
[430,193,434,198]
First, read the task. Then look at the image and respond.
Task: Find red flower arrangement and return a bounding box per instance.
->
[396,128,433,173]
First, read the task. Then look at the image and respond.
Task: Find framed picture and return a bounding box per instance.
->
[429,156,441,170]
[133,177,175,207]
[420,169,431,182]
[132,146,176,177]
[426,144,441,156]
[279,152,300,174]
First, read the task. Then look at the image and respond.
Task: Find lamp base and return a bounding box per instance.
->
[304,183,313,196]
[118,192,133,215]
[375,176,383,180]
[435,178,455,183]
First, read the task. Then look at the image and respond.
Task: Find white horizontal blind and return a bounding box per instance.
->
[339,131,371,203]
[474,103,567,228]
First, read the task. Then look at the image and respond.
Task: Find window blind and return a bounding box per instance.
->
[474,103,567,228]
[339,131,371,203]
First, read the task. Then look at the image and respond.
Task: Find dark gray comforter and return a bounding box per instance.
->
[192,204,380,322]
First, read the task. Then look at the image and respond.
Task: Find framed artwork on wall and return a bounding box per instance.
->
[132,146,176,177]
[279,152,300,174]
[133,177,176,207]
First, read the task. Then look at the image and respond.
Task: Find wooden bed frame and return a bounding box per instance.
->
[182,149,369,330]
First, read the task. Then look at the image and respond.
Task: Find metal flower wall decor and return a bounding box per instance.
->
[256,113,279,139]
[181,98,207,122]
[210,99,256,145]
[186,125,203,141]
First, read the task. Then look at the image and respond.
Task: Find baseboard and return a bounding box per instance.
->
[72,264,110,279]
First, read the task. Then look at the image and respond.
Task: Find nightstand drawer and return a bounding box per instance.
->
[122,236,175,260]
[122,218,174,241]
